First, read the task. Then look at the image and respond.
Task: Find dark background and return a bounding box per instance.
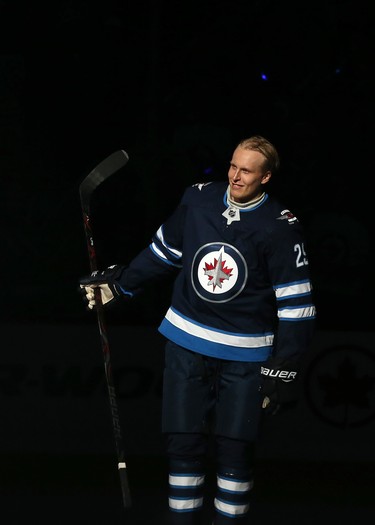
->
[1,1,374,523]
[2,0,373,329]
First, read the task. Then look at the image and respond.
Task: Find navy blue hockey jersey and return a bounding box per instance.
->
[118,181,316,362]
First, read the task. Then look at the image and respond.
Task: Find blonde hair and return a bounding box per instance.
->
[237,135,280,174]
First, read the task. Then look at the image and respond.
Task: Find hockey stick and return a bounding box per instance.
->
[79,149,132,509]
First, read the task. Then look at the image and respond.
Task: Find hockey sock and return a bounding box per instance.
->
[213,467,253,524]
[167,459,206,524]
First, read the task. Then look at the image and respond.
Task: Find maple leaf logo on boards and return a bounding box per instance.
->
[319,357,374,409]
[305,344,375,428]
[203,247,233,291]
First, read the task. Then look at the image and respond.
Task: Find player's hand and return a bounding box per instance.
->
[260,357,300,416]
[79,264,126,310]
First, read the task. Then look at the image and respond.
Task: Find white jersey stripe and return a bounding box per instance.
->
[165,307,274,349]
[278,305,316,320]
[156,226,183,258]
[274,280,312,299]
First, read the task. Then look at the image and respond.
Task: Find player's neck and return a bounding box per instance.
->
[227,188,266,208]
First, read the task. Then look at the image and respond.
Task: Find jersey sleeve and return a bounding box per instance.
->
[265,222,316,362]
[115,197,187,292]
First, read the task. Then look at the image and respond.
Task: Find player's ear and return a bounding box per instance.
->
[261,171,271,184]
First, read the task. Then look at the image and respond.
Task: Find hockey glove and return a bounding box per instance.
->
[79,264,129,310]
[260,357,300,416]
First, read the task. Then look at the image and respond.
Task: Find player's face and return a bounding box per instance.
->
[228,147,271,203]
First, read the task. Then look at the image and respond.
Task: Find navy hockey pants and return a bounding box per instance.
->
[162,341,264,524]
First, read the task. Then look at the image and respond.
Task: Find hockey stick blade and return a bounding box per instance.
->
[79,150,129,212]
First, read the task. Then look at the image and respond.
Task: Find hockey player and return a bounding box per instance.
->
[79,135,316,524]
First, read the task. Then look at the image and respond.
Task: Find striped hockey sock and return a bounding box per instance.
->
[168,459,205,524]
[213,468,253,524]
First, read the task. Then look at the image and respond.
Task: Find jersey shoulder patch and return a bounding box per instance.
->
[191,181,214,191]
[265,197,300,226]
[275,208,299,225]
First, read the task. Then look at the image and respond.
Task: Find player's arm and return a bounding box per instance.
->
[261,224,316,415]
[79,202,186,310]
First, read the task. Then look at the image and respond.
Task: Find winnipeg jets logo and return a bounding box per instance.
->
[191,243,247,303]
[203,246,233,291]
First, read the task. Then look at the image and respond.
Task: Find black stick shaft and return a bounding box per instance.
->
[82,210,132,509]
